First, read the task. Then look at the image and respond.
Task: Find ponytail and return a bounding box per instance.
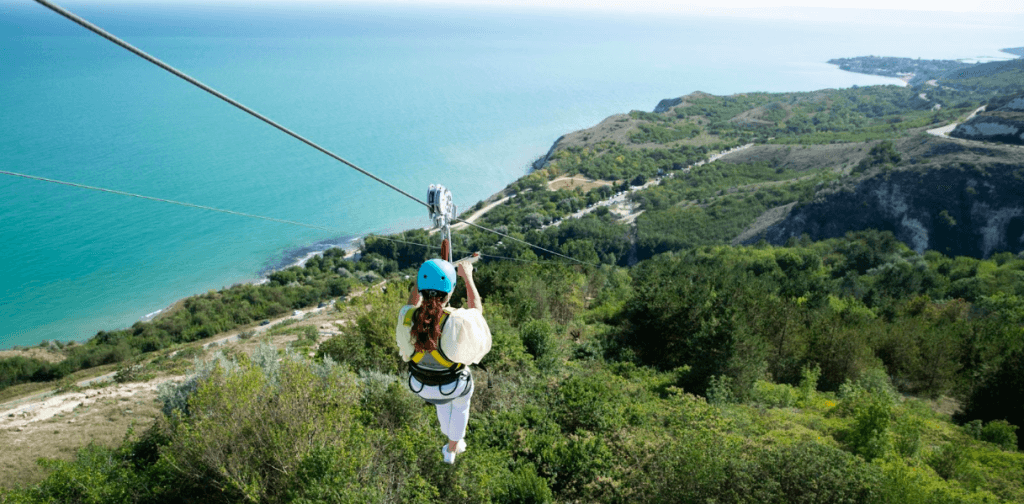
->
[411,291,446,352]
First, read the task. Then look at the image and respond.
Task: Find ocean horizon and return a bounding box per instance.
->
[2,1,1022,349]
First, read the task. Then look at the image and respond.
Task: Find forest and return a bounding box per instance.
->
[4,233,1023,503]
[3,65,1024,503]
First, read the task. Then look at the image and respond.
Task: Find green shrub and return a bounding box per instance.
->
[626,422,738,503]
[53,376,80,395]
[519,320,553,361]
[160,354,361,502]
[551,373,624,434]
[980,420,1019,451]
[893,411,925,458]
[478,309,533,374]
[157,350,240,417]
[854,367,899,403]
[494,463,552,504]
[928,442,971,481]
[113,360,144,384]
[285,445,384,504]
[845,394,893,461]
[706,374,736,406]
[16,443,152,504]
[874,458,987,504]
[751,379,799,408]
[357,370,430,431]
[317,287,406,373]
[757,441,879,504]
[797,364,822,407]
[537,433,614,499]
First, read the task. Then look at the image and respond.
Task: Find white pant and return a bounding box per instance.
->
[410,372,474,442]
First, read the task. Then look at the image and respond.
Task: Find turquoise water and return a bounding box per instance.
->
[2,2,1021,348]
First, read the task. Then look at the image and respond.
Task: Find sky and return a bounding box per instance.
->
[44,0,1024,13]
[372,0,1021,13]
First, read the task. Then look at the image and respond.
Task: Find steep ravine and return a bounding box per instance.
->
[746,165,1024,258]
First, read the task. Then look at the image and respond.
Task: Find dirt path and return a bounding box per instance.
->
[541,143,756,229]
[547,176,613,192]
[0,291,375,486]
[451,195,511,231]
[0,380,174,431]
[927,105,986,138]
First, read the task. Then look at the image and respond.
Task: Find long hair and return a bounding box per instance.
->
[411,290,447,352]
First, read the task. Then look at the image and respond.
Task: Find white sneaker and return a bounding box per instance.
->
[442,440,467,464]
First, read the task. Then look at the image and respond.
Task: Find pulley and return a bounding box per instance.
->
[428,184,456,262]
[427,184,456,228]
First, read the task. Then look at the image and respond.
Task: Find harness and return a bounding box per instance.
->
[405,308,469,397]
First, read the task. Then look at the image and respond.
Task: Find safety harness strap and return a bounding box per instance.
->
[407,308,459,369]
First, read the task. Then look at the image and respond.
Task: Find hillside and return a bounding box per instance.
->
[4,53,1024,503]
[951,93,1024,145]
[741,136,1024,256]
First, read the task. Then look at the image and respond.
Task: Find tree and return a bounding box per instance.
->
[958,348,1024,450]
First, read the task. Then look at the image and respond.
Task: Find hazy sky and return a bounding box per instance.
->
[376,0,1020,13]
[54,0,1022,13]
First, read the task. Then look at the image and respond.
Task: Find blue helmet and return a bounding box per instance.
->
[418,258,456,294]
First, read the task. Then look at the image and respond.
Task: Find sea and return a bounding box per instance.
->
[2,1,1021,349]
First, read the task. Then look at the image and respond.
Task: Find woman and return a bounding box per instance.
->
[396,258,491,464]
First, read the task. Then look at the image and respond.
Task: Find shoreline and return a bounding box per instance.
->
[137,236,365,325]
[2,52,982,351]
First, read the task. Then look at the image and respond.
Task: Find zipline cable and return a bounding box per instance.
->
[1,170,436,256]
[0,170,339,233]
[32,0,427,210]
[31,0,599,268]
[1,169,590,267]
[454,218,597,266]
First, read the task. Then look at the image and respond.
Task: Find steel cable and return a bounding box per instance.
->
[33,0,428,210]
[28,0,598,269]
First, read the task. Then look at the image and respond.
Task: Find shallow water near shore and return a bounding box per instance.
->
[1,3,1021,348]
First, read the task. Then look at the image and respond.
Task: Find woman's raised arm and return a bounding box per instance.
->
[457,263,481,313]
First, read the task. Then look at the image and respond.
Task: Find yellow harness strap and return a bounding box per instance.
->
[407,308,455,367]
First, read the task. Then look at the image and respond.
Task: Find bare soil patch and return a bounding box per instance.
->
[899,134,1024,167]
[547,176,613,193]
[719,143,870,173]
[0,381,166,487]
[554,113,639,149]
[730,103,791,126]
[0,299,360,489]
[0,347,67,364]
[731,202,799,245]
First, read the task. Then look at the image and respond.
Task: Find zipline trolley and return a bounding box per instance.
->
[427,184,456,262]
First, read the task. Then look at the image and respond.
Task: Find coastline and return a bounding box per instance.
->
[136,236,364,326]
[2,54,991,350]
[136,193,516,329]
[77,66,911,337]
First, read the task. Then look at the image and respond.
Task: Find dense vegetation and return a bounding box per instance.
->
[4,57,1024,503]
[0,248,375,392]
[5,243,1023,503]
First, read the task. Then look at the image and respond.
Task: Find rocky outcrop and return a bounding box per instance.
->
[532,135,565,171]
[652,91,714,114]
[654,98,683,113]
[1002,96,1024,111]
[951,116,1024,145]
[950,94,1024,145]
[745,165,1024,258]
